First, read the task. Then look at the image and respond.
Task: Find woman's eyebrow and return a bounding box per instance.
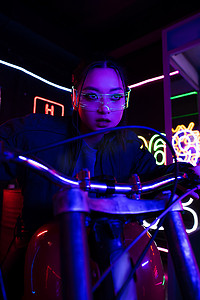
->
[82,86,99,91]
[110,87,124,92]
[82,86,124,92]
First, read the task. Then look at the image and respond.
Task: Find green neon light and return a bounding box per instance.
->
[172,112,199,120]
[162,275,166,286]
[170,91,198,100]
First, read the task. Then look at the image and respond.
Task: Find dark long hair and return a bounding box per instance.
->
[72,55,129,147]
[72,55,128,92]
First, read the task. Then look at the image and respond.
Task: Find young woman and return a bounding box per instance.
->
[0,57,177,232]
[0,56,199,299]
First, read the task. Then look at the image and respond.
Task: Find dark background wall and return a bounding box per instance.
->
[0,2,200,132]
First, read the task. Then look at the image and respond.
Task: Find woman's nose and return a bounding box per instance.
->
[97,102,110,113]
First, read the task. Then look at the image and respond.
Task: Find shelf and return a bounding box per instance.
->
[162,12,200,163]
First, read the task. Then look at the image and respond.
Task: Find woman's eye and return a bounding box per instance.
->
[84,93,99,100]
[110,94,123,101]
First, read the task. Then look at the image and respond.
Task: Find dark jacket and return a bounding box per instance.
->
[0,113,183,232]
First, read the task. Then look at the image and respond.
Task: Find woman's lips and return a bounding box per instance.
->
[96,118,111,122]
[96,118,111,127]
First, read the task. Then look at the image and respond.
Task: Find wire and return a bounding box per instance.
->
[116,221,164,299]
[0,268,7,300]
[116,188,197,299]
[22,125,175,156]
[20,124,179,221]
[21,124,179,216]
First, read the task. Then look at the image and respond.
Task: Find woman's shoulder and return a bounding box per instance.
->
[17,113,72,132]
[0,113,73,139]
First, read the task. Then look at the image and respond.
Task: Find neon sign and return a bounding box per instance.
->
[138,134,167,166]
[138,122,200,167]
[139,122,200,234]
[148,134,167,166]
[182,197,198,233]
[33,96,65,116]
[172,122,200,166]
[142,197,198,234]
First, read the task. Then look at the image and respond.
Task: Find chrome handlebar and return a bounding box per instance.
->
[1,147,187,196]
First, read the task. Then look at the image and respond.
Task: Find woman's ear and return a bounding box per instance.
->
[72,86,78,111]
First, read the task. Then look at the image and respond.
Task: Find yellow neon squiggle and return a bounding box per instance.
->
[139,122,200,233]
[172,122,200,166]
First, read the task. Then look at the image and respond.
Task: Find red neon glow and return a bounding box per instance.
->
[155,281,164,286]
[45,265,61,289]
[45,103,55,115]
[128,70,179,89]
[150,245,155,256]
[154,265,158,279]
[33,96,65,116]
[36,230,48,237]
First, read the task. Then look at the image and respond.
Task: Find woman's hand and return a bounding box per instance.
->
[188,165,200,199]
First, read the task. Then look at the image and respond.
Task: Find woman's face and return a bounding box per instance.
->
[78,67,125,133]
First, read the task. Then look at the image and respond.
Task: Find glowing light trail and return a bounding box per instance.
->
[0,59,72,92]
[128,70,179,89]
[0,59,179,92]
[170,91,198,100]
